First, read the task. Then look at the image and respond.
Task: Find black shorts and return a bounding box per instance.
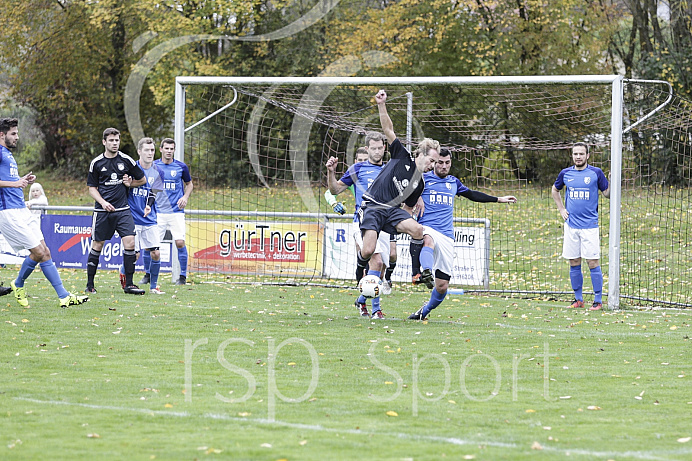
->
[91,209,135,242]
[358,203,413,236]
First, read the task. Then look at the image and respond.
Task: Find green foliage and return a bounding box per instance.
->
[3,0,692,183]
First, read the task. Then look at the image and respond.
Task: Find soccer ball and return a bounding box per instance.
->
[358,274,383,298]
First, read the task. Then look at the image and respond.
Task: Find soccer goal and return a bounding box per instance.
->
[173,76,690,309]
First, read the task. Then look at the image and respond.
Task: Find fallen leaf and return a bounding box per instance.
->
[260,443,272,448]
[531,441,543,450]
[386,411,398,417]
[86,433,100,438]
[678,437,691,443]
[299,440,308,446]
[525,409,536,413]
[587,406,602,410]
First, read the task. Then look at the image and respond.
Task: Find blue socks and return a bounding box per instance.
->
[178,246,188,277]
[142,250,151,276]
[570,265,583,301]
[16,257,69,298]
[590,266,604,303]
[15,256,38,288]
[570,265,604,303]
[367,270,382,313]
[150,258,161,289]
[420,247,434,272]
[423,288,447,317]
[40,260,69,299]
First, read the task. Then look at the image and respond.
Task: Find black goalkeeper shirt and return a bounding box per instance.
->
[87,151,145,211]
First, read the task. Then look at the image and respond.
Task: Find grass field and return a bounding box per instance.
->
[2,267,691,460]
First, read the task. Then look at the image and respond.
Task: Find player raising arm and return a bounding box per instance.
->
[326,138,393,318]
[352,90,440,318]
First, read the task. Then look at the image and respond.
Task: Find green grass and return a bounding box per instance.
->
[2,268,691,460]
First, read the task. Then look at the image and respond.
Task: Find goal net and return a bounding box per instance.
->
[174,76,690,309]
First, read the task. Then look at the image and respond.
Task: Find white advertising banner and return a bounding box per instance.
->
[324,222,487,286]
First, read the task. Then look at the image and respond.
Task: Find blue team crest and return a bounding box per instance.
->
[446,183,452,190]
[171,170,177,177]
[117,163,125,171]
[110,173,118,180]
[584,176,591,185]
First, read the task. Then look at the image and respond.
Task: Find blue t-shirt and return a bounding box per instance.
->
[339,161,384,222]
[418,172,469,239]
[129,161,165,226]
[154,159,192,214]
[0,145,28,210]
[554,165,609,229]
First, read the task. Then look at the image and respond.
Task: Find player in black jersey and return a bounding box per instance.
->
[355,90,441,309]
[85,128,147,295]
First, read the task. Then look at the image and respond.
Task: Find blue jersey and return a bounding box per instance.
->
[129,162,165,226]
[0,145,28,210]
[154,159,192,214]
[339,161,384,222]
[418,172,469,239]
[554,165,608,229]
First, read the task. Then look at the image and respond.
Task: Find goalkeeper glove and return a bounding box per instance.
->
[332,202,346,215]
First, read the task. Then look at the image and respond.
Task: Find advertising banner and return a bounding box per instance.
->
[188,220,323,276]
[40,215,172,271]
[324,222,487,286]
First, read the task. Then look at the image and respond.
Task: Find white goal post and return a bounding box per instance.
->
[174,75,625,310]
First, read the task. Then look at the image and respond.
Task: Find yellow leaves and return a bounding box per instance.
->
[385,410,399,417]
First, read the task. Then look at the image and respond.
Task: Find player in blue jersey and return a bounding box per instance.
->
[0,118,88,307]
[87,128,147,295]
[408,148,517,320]
[352,90,440,319]
[552,142,610,311]
[118,138,166,294]
[326,135,397,317]
[324,147,368,216]
[140,138,193,286]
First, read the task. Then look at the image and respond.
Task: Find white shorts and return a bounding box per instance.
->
[135,224,161,252]
[352,222,390,268]
[562,223,600,260]
[0,208,43,251]
[422,226,454,277]
[157,213,186,241]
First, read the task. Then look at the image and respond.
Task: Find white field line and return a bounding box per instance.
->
[14,397,689,459]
